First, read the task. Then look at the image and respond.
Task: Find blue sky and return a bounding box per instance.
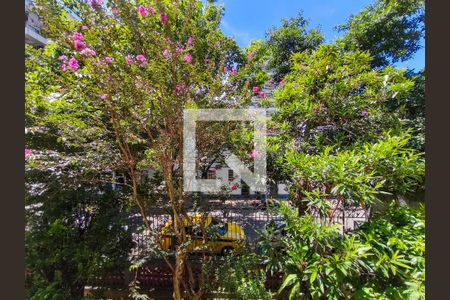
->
[215,0,424,71]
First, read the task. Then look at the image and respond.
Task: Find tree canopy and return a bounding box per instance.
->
[25,0,425,299]
[265,13,324,82]
[337,0,425,68]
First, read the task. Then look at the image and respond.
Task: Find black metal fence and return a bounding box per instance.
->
[127,200,369,256]
[85,200,368,291]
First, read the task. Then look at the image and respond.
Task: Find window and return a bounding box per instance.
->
[209,218,228,236]
[228,169,234,181]
[112,172,126,190]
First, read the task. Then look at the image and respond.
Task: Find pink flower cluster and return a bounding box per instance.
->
[187,36,193,48]
[25,149,32,156]
[67,58,79,71]
[259,91,265,98]
[125,55,133,65]
[231,67,237,76]
[104,56,113,64]
[160,14,168,26]
[136,54,148,67]
[88,0,102,9]
[73,32,86,50]
[163,49,172,59]
[80,47,96,57]
[138,4,155,17]
[252,86,259,93]
[138,5,147,17]
[72,32,96,58]
[183,53,192,63]
[175,83,187,94]
[60,56,79,72]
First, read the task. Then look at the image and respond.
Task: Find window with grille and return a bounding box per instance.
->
[228,169,234,181]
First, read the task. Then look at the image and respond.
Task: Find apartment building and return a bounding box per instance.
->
[25,0,48,47]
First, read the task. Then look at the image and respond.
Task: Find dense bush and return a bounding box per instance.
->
[351,203,425,299]
[203,252,272,300]
[25,187,133,299]
[258,202,425,299]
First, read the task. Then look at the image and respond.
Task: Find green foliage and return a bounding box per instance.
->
[26,275,71,300]
[273,44,413,153]
[388,69,425,151]
[270,42,423,213]
[282,133,424,211]
[258,202,425,299]
[25,186,133,299]
[265,13,324,82]
[244,40,271,83]
[338,0,425,68]
[351,203,425,299]
[259,202,367,299]
[26,0,252,298]
[26,40,134,299]
[203,252,272,300]
[25,0,425,298]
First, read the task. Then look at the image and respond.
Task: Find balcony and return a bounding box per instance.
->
[25,4,48,47]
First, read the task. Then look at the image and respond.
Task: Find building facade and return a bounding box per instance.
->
[25,0,48,47]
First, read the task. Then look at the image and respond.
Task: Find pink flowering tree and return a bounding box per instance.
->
[28,0,256,298]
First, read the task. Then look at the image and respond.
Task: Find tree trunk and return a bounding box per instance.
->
[163,161,189,300]
[173,253,185,300]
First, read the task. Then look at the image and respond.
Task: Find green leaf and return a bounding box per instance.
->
[310,269,318,284]
[279,274,298,293]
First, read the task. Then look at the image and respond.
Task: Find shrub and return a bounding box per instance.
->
[203,252,272,300]
[258,202,425,299]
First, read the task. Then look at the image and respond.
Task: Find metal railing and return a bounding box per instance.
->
[127,200,368,256]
